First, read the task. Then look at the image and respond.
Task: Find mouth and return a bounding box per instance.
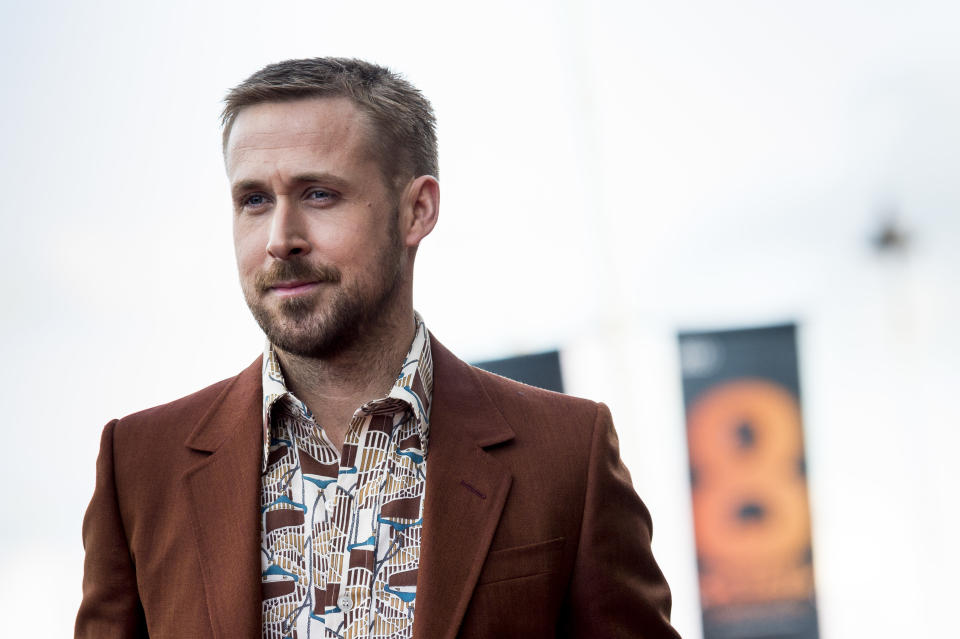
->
[266,280,323,298]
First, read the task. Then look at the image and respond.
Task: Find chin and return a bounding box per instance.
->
[256,306,358,360]
[270,328,357,360]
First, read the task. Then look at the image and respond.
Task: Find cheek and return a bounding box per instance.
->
[312,219,370,261]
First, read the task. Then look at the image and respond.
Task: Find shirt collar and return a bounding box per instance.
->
[260,313,434,471]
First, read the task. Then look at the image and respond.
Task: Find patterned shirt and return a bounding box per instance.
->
[259,316,433,639]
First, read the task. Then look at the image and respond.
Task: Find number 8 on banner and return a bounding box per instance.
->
[687,379,815,607]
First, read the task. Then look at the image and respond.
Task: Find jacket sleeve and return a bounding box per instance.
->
[560,403,682,638]
[75,420,148,638]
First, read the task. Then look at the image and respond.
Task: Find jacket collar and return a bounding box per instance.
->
[184,356,263,454]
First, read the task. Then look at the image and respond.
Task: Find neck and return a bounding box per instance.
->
[274,306,416,444]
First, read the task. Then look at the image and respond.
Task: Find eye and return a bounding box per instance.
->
[240,193,270,209]
[305,189,337,205]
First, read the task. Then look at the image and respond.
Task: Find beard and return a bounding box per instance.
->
[242,216,405,360]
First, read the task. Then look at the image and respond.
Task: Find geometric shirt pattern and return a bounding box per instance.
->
[259,315,433,639]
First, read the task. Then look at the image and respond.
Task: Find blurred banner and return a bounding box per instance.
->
[473,350,565,393]
[678,325,819,639]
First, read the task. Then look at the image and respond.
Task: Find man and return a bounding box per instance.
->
[76,58,681,639]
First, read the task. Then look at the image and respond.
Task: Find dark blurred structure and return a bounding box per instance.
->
[473,350,565,393]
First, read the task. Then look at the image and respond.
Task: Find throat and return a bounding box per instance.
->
[272,313,416,447]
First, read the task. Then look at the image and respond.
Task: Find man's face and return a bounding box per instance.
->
[226,97,406,359]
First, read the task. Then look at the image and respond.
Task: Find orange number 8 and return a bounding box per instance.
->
[687,379,814,607]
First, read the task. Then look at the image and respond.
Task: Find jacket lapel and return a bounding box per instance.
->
[414,338,515,639]
[182,357,264,639]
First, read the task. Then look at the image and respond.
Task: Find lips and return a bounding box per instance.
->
[268,280,322,298]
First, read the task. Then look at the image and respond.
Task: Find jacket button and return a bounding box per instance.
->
[338,593,353,612]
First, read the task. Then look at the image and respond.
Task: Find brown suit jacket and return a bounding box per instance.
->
[76,337,680,638]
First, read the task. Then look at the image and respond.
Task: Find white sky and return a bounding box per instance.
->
[2,1,958,636]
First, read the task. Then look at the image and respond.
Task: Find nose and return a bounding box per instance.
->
[266,200,310,259]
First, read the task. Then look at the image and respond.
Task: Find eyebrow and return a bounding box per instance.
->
[230,172,351,199]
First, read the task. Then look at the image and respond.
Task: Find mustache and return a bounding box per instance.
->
[254,260,342,292]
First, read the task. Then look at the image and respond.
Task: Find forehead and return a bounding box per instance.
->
[224,97,376,177]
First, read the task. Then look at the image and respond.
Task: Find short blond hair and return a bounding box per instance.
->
[222,57,438,188]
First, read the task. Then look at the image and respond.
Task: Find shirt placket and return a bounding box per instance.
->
[325,410,378,637]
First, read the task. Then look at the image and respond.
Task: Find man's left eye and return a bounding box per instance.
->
[307,190,333,201]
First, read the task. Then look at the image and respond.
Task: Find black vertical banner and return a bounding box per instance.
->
[678,324,819,639]
[473,350,565,393]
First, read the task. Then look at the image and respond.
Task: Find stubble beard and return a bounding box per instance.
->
[243,218,405,360]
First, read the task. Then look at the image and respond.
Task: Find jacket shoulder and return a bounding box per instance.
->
[111,357,261,448]
[470,364,603,437]
[115,375,232,432]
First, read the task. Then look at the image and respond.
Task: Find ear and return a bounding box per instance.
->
[399,175,440,249]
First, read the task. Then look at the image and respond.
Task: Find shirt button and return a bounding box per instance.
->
[338,593,353,612]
